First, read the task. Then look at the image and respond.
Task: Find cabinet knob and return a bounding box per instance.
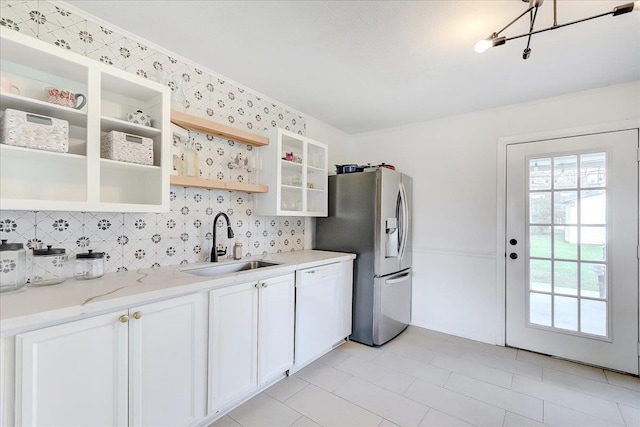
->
[133,311,142,320]
[119,314,129,323]
[262,282,268,288]
[255,283,261,288]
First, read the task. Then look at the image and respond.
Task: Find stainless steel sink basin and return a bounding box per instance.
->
[183,260,281,277]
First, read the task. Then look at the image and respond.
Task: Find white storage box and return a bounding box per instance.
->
[0,109,69,153]
[101,131,154,165]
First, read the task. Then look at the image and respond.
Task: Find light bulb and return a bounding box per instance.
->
[474,39,493,53]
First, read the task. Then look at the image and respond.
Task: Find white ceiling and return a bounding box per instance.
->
[66,0,640,134]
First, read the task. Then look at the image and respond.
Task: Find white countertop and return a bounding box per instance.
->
[0,250,355,333]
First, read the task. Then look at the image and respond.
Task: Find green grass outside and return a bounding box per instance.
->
[529,230,604,292]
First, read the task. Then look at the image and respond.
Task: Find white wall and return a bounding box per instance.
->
[347,81,640,344]
[304,117,352,249]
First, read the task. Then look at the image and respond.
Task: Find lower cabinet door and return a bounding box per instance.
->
[209,282,259,413]
[15,312,128,427]
[258,274,295,385]
[129,293,207,427]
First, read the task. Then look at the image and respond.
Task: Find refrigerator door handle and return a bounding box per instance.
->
[398,183,409,261]
[385,271,411,285]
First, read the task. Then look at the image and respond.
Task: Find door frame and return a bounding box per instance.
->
[495,119,640,348]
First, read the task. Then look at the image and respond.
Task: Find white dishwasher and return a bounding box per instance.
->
[294,260,353,371]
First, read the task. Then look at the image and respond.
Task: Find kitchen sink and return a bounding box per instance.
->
[182,260,281,277]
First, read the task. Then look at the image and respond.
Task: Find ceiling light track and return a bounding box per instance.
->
[475,0,638,59]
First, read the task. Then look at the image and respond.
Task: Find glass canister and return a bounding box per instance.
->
[0,239,27,293]
[31,245,69,286]
[75,250,105,280]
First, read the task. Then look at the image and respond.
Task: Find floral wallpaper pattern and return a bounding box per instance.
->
[0,1,308,276]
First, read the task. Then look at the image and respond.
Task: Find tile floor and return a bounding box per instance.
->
[210,326,640,427]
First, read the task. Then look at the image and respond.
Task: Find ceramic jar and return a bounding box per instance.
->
[127,110,152,127]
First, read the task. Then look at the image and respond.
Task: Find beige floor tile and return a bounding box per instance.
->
[512,375,625,425]
[314,347,351,367]
[336,340,385,362]
[379,419,401,427]
[418,409,474,427]
[228,393,301,427]
[375,351,451,386]
[503,412,547,427]
[290,416,322,427]
[335,355,415,394]
[431,355,513,389]
[463,350,542,380]
[264,376,309,402]
[445,372,543,422]
[208,415,241,427]
[447,335,518,360]
[543,402,624,427]
[334,377,428,427]
[516,350,607,382]
[618,404,640,427]
[404,379,505,427]
[294,359,352,392]
[284,384,383,427]
[543,368,640,408]
[405,325,452,341]
[394,333,466,359]
[605,370,640,392]
[382,338,441,362]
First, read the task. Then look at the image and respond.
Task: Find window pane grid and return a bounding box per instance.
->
[527,152,608,337]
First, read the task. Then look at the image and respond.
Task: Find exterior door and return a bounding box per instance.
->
[129,293,207,427]
[506,129,639,374]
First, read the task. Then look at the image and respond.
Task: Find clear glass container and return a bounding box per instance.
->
[30,245,69,287]
[0,239,27,293]
[75,250,105,280]
[233,241,243,260]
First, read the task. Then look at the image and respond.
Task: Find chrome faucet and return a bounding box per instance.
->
[211,212,234,262]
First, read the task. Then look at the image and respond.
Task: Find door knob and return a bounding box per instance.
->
[509,253,518,260]
[509,239,518,246]
[119,314,129,323]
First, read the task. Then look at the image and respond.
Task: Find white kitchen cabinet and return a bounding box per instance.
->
[14,293,207,427]
[294,260,354,371]
[0,29,170,212]
[208,273,295,414]
[15,312,128,426]
[255,128,328,217]
[129,294,208,427]
[258,274,296,384]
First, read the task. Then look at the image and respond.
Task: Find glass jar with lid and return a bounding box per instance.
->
[0,239,27,293]
[75,250,105,280]
[30,245,69,286]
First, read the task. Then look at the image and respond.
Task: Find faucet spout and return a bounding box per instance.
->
[211,212,234,262]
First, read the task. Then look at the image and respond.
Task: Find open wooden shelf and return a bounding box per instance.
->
[170,175,269,193]
[170,110,269,147]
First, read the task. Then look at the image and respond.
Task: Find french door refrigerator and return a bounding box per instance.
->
[315,168,412,346]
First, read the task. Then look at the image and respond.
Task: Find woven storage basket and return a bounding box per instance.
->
[101,131,154,165]
[0,109,69,153]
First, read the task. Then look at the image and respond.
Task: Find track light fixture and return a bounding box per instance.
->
[475,0,638,59]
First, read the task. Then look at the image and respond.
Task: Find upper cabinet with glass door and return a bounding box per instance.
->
[255,128,328,217]
[0,29,170,212]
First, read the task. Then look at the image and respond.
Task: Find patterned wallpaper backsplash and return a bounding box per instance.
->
[0,0,308,275]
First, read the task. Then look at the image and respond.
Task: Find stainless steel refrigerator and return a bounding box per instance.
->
[315,168,412,346]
